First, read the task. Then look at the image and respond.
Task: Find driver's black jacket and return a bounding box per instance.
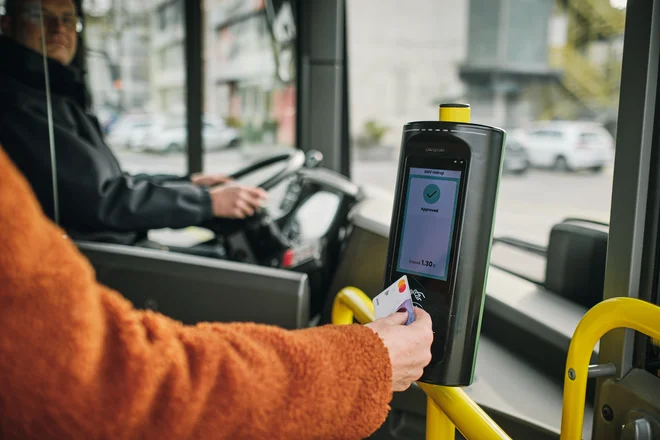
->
[0,37,213,244]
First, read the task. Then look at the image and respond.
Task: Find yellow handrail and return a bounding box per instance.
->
[419,384,512,440]
[426,398,455,440]
[331,287,511,440]
[560,297,660,440]
[332,288,660,440]
[331,287,375,325]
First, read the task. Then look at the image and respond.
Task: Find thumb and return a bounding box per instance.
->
[380,311,408,326]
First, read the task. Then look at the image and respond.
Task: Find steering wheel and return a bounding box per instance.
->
[202,150,306,236]
[227,150,306,190]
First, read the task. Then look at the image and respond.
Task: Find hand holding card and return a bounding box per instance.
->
[365,301,433,391]
[373,275,416,325]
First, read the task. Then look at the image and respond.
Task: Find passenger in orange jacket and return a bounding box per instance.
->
[0,142,434,439]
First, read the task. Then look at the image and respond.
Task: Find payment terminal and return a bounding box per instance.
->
[384,104,506,386]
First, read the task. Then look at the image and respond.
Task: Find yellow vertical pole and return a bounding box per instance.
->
[426,396,455,440]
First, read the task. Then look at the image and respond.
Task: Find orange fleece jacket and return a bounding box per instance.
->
[0,145,393,440]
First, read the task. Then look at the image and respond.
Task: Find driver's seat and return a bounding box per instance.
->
[77,241,311,329]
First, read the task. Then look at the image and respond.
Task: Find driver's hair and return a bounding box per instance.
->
[2,0,79,17]
[3,0,17,16]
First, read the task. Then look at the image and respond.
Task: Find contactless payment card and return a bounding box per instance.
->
[373,275,415,325]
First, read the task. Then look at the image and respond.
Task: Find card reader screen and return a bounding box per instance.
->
[396,167,462,281]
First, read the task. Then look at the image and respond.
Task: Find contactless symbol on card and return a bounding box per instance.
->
[373,275,416,326]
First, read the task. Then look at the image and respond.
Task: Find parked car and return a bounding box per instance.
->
[105,113,152,149]
[137,117,241,153]
[502,138,529,175]
[514,121,614,172]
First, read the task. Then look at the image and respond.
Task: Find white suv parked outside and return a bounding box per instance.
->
[514,121,614,173]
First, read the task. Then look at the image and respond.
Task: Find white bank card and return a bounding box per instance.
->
[373,275,416,325]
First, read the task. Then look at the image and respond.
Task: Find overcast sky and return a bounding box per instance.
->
[610,0,627,9]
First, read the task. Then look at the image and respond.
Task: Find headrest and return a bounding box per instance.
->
[545,221,608,309]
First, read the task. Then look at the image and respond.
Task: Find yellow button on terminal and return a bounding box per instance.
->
[439,103,471,124]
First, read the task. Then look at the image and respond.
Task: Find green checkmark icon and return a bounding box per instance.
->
[423,184,440,204]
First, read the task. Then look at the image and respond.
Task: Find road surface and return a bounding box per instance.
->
[115,148,614,246]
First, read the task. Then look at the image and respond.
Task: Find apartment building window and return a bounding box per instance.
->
[203,0,297,173]
[160,44,184,71]
[157,0,183,32]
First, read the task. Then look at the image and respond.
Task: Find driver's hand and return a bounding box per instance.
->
[191,173,232,187]
[209,184,268,219]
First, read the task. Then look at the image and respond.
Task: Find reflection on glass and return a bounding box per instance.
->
[85,0,187,175]
[66,0,297,179]
[203,0,297,175]
[287,192,341,241]
[348,0,625,246]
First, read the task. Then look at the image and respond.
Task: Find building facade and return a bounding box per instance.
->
[346,0,469,147]
[204,0,296,147]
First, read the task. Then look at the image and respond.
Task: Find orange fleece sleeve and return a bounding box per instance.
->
[0,145,393,440]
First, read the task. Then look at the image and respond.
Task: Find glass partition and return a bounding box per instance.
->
[17,0,298,243]
[202,0,297,176]
[86,0,188,176]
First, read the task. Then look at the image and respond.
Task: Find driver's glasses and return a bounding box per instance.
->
[21,8,83,33]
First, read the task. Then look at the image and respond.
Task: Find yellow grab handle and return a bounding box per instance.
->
[560,297,660,440]
[331,286,375,326]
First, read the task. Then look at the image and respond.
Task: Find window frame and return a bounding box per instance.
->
[185,0,305,175]
[594,0,659,432]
